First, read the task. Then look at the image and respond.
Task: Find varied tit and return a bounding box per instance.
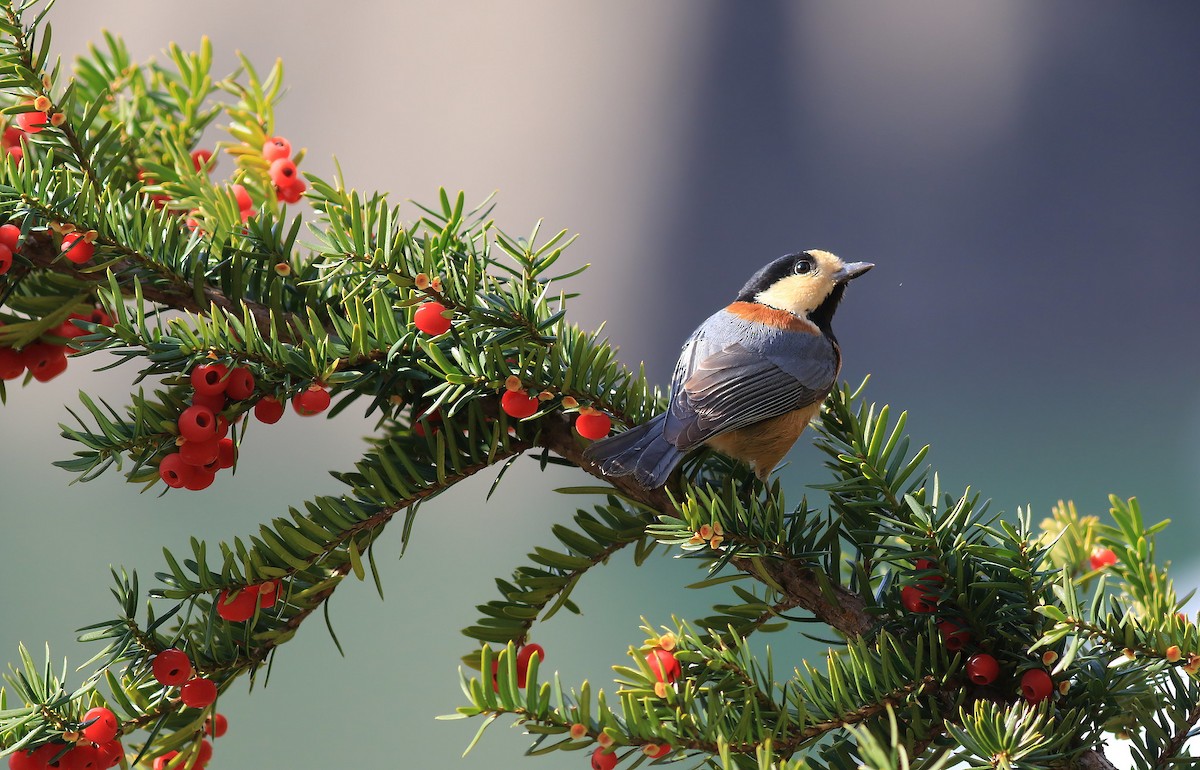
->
[584,250,872,489]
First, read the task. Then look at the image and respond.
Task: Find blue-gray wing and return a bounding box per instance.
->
[662,314,837,450]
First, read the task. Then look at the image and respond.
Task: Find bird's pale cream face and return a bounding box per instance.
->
[754,250,844,316]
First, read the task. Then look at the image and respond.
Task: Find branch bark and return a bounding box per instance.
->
[532,406,875,638]
[17,230,278,336]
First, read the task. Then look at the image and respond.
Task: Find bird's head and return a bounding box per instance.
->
[737,250,873,321]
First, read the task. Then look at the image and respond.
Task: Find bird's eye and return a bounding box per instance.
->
[793,258,814,275]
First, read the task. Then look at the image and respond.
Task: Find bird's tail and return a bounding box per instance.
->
[582,414,684,489]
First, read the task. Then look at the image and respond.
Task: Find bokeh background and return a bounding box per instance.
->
[2,2,1198,768]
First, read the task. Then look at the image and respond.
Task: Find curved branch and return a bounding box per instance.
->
[531,405,874,638]
[17,230,278,336]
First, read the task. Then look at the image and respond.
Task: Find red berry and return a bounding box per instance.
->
[2,125,22,147]
[180,677,217,709]
[216,437,236,469]
[190,149,214,172]
[56,744,99,770]
[1089,547,1117,570]
[8,748,36,770]
[258,580,280,608]
[262,136,291,162]
[501,390,539,420]
[900,585,936,613]
[938,621,970,652]
[178,405,218,442]
[224,367,255,400]
[81,707,118,744]
[191,363,228,396]
[254,395,284,424]
[21,342,68,382]
[268,158,297,187]
[152,649,192,686]
[159,453,194,488]
[0,243,12,276]
[50,315,89,343]
[89,308,114,327]
[516,643,544,687]
[965,653,999,685]
[206,712,228,738]
[0,222,19,251]
[31,354,68,382]
[5,145,22,163]
[1020,668,1053,704]
[182,465,216,491]
[15,110,48,134]
[413,301,452,335]
[575,410,612,440]
[152,751,178,770]
[646,648,681,684]
[591,746,618,770]
[0,347,24,380]
[292,384,331,416]
[275,178,306,204]
[216,588,257,622]
[9,744,59,770]
[643,744,670,759]
[231,184,253,211]
[195,739,212,766]
[179,437,220,467]
[191,390,227,414]
[412,408,442,437]
[60,233,94,265]
[96,740,123,769]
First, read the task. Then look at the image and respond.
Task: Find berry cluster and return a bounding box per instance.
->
[560,635,685,770]
[0,306,113,384]
[409,289,614,441]
[263,136,306,204]
[150,648,213,699]
[588,740,671,770]
[0,219,99,279]
[140,133,305,237]
[215,579,280,622]
[158,363,253,491]
[4,656,229,770]
[5,705,123,770]
[497,376,612,439]
[2,98,65,166]
[901,558,1054,705]
[153,359,331,489]
[146,710,228,770]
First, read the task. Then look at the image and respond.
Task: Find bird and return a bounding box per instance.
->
[584,250,872,489]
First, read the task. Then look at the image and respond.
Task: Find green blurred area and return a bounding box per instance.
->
[1,2,1197,769]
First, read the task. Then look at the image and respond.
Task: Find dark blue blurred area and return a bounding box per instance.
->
[600,3,1200,559]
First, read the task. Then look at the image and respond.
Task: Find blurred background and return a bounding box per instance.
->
[2,1,1197,768]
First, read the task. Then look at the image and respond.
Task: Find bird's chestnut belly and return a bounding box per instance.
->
[705,401,823,479]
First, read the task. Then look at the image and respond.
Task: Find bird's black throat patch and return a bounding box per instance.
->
[808,282,846,338]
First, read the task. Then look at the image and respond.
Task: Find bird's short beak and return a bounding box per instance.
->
[834,261,874,283]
